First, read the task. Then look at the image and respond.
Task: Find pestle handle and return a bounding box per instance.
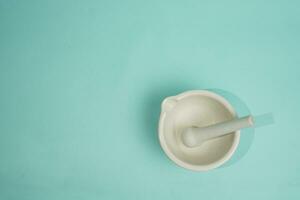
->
[181,115,254,148]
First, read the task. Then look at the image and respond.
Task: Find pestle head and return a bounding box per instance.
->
[181,127,199,148]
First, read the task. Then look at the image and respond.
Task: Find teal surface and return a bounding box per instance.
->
[1,0,300,199]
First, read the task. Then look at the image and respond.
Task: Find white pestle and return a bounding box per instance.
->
[181,115,254,148]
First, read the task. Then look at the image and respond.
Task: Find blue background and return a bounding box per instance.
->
[1,0,300,199]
